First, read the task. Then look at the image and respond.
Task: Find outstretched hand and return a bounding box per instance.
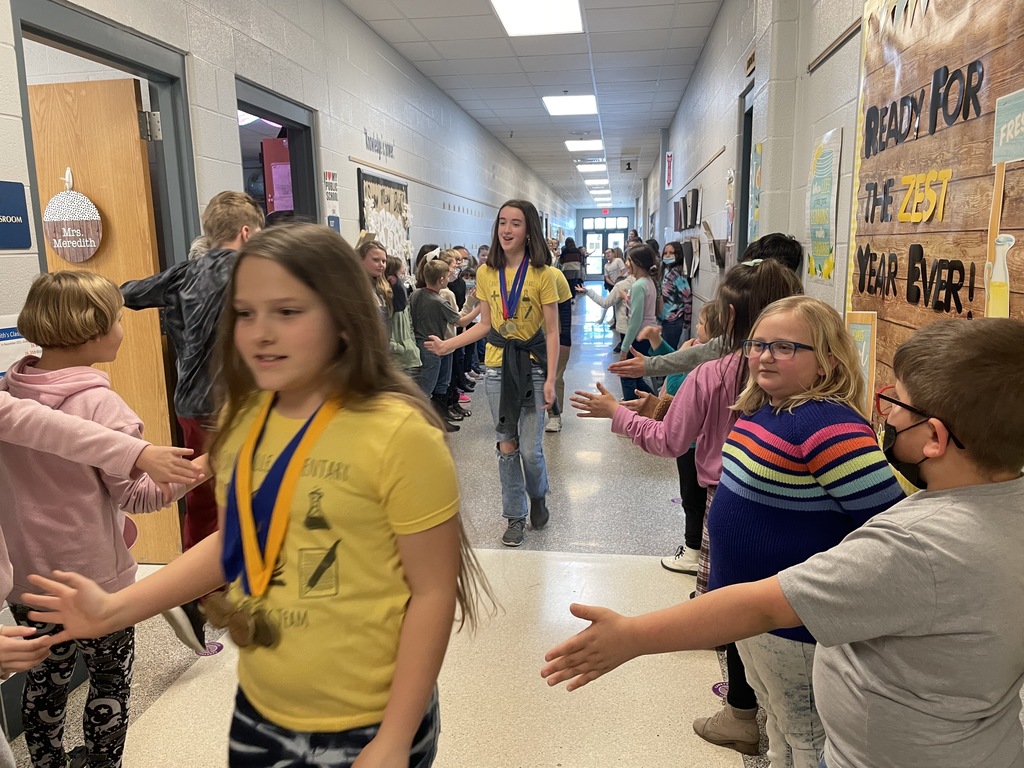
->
[541,603,636,691]
[423,335,450,356]
[569,382,621,420]
[22,571,116,645]
[636,325,664,349]
[135,445,197,485]
[607,347,647,378]
[619,391,653,414]
[0,626,51,678]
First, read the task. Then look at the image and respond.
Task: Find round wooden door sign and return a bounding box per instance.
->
[43,183,102,264]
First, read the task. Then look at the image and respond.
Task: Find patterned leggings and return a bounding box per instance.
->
[10,604,134,768]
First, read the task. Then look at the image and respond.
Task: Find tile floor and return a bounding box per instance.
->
[8,295,751,767]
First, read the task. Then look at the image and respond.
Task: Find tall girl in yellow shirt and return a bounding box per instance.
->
[24,223,491,768]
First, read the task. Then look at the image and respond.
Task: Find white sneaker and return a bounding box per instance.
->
[661,546,699,574]
[544,415,562,432]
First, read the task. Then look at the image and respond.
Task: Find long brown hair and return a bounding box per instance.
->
[357,240,393,315]
[626,243,663,317]
[487,199,548,270]
[211,223,494,630]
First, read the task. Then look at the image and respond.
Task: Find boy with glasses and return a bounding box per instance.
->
[544,317,1024,768]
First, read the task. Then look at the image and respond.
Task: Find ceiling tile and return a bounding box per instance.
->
[448,57,521,75]
[519,53,592,72]
[508,34,589,56]
[588,30,670,52]
[410,15,505,41]
[367,19,424,43]
[669,26,711,47]
[526,70,594,86]
[339,0,402,21]
[441,37,515,59]
[585,6,675,33]
[392,0,493,17]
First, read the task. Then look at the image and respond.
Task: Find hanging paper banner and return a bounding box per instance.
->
[807,128,843,283]
[847,0,1024,382]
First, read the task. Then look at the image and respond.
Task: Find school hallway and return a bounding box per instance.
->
[6,294,755,768]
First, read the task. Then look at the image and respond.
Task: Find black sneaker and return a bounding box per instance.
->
[457,379,475,392]
[161,599,206,653]
[443,420,460,433]
[445,407,464,421]
[450,403,471,418]
[66,746,89,768]
[501,518,526,547]
[530,497,549,530]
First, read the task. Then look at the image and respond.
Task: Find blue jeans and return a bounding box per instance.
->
[620,337,655,401]
[484,365,549,520]
[229,687,440,767]
[819,758,827,768]
[415,341,451,398]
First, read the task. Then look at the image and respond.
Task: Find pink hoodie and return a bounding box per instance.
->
[0,356,182,599]
[611,353,743,488]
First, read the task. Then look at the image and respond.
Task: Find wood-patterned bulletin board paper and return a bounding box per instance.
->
[847,0,1024,386]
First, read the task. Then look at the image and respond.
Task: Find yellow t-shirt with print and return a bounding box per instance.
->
[214,394,459,733]
[548,265,572,303]
[476,261,558,368]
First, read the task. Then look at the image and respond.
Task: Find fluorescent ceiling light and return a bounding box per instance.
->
[237,110,260,126]
[542,95,597,116]
[585,179,610,187]
[565,139,604,152]
[491,0,583,37]
[577,163,607,173]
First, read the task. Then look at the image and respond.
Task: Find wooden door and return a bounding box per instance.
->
[28,78,181,563]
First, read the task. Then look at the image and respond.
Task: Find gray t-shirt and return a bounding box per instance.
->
[779,475,1024,768]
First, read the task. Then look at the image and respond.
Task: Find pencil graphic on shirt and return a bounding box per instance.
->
[306,539,340,589]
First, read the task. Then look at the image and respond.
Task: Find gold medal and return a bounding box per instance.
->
[203,593,279,648]
[501,320,518,335]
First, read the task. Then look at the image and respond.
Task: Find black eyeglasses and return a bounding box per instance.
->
[741,339,815,360]
[875,386,965,449]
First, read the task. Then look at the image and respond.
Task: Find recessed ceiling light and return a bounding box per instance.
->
[565,139,604,152]
[577,163,607,173]
[237,110,260,126]
[542,95,597,116]
[584,179,610,187]
[490,0,583,37]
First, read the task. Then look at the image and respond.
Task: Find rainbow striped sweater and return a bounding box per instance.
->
[708,399,905,643]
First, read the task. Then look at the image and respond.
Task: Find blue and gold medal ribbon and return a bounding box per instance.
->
[498,254,530,321]
[221,393,339,597]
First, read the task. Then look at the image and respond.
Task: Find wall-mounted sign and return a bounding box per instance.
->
[364,129,395,161]
[665,151,674,189]
[324,169,339,220]
[0,181,31,250]
[42,168,101,263]
[847,0,1024,366]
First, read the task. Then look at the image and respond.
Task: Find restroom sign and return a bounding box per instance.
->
[0,181,31,250]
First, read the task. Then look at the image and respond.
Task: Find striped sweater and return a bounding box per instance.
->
[708,399,905,643]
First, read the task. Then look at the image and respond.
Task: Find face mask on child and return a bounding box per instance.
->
[881,421,929,489]
[465,280,476,289]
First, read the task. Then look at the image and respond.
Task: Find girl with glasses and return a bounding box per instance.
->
[707,295,905,768]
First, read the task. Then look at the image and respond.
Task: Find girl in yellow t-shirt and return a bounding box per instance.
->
[24,223,492,768]
[424,199,559,548]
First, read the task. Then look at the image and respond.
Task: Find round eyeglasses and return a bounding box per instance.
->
[741,339,815,360]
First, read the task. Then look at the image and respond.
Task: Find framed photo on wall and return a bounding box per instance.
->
[845,311,878,417]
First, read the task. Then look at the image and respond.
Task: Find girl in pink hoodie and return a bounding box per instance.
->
[0,271,206,768]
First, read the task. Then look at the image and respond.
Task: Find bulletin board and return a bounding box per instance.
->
[846,0,1024,386]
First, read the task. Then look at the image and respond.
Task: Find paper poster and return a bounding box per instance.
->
[0,315,40,374]
[846,0,1024,383]
[748,143,762,242]
[807,128,843,282]
[271,163,294,211]
[845,311,877,417]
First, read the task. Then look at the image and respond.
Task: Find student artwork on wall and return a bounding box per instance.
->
[847,0,1024,385]
[807,128,843,284]
[748,143,762,242]
[845,310,877,418]
[357,169,412,264]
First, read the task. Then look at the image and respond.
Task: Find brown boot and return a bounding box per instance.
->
[692,704,761,756]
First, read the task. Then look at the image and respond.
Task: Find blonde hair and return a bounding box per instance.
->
[733,295,866,417]
[422,258,450,286]
[18,271,123,348]
[201,191,265,247]
[210,224,495,631]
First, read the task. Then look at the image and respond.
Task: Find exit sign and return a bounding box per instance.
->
[602,208,609,214]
